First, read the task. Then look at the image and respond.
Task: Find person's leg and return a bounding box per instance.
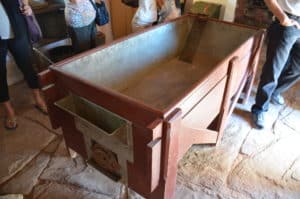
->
[0,40,10,104]
[251,21,299,128]
[68,26,81,54]
[7,36,47,112]
[31,88,47,114]
[2,101,17,128]
[253,22,299,112]
[90,22,96,49]
[274,38,300,96]
[69,22,96,54]
[0,39,17,128]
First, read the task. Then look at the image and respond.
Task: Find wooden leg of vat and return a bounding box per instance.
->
[216,57,238,145]
[241,73,254,104]
[242,32,265,104]
[61,113,88,160]
[159,109,181,199]
[148,109,181,199]
[38,70,66,129]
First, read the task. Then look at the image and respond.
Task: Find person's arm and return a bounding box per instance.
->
[264,0,300,28]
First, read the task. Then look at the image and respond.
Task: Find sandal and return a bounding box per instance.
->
[34,104,48,115]
[5,117,18,130]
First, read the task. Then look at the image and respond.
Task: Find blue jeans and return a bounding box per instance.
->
[252,16,300,114]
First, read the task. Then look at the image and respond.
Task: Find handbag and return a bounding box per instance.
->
[18,0,42,43]
[89,0,109,26]
[121,0,139,8]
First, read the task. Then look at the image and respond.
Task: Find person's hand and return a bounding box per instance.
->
[281,17,300,29]
[20,4,33,16]
[290,19,300,29]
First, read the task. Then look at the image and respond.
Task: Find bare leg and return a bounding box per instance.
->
[2,101,17,129]
[31,89,48,114]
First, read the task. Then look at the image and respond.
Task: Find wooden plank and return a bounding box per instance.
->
[38,69,67,129]
[122,58,219,111]
[147,138,162,192]
[242,31,266,104]
[216,57,238,144]
[38,69,55,88]
[60,112,88,159]
[182,77,227,130]
[127,120,163,197]
[42,84,66,129]
[164,61,228,117]
[161,108,182,199]
[54,72,163,127]
[140,109,182,199]
[178,127,218,159]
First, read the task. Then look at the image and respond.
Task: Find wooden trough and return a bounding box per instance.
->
[39,15,265,199]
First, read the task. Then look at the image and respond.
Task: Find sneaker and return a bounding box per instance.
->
[251,111,265,129]
[271,94,285,105]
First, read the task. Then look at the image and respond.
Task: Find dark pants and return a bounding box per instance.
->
[68,22,96,54]
[0,36,39,103]
[252,15,300,113]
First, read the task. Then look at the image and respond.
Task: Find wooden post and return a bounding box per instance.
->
[242,31,265,104]
[161,108,182,199]
[216,57,238,145]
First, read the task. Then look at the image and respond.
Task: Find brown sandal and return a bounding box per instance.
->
[34,104,48,115]
[5,117,18,130]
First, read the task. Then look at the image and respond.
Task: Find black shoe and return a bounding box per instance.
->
[251,111,265,129]
[271,94,285,105]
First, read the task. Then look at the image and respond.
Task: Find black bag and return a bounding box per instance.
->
[89,0,109,26]
[121,0,139,8]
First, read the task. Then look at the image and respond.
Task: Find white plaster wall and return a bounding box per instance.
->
[194,0,237,22]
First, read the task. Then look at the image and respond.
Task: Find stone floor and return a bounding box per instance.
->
[0,49,300,199]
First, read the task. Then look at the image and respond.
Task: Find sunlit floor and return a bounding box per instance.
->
[0,48,300,199]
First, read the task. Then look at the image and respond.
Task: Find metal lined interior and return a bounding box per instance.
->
[57,17,255,110]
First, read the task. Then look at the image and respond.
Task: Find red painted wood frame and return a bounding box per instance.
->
[39,16,265,199]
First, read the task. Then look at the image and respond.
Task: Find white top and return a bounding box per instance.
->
[277,0,300,16]
[64,0,96,28]
[134,0,158,26]
[0,2,14,39]
[132,0,180,32]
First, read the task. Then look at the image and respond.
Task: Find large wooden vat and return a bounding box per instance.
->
[39,15,265,199]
